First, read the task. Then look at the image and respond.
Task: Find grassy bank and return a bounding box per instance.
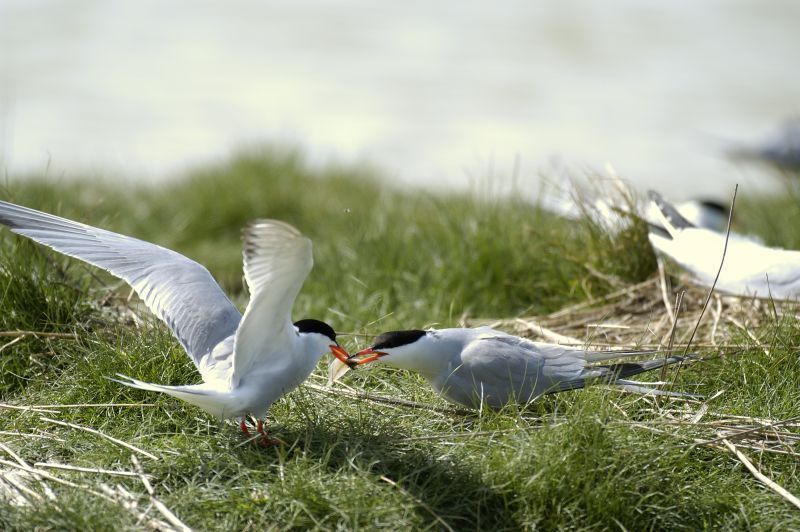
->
[1,150,799,529]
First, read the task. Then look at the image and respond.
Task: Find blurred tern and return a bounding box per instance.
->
[643,199,729,233]
[541,177,730,234]
[0,200,352,444]
[727,119,800,171]
[648,191,800,300]
[546,192,736,240]
[329,327,694,409]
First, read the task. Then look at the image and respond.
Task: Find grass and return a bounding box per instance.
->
[1,148,799,529]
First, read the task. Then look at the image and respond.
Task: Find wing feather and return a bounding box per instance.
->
[231,220,313,385]
[459,335,689,405]
[0,200,242,367]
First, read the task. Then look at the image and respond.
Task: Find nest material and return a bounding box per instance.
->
[471,273,794,353]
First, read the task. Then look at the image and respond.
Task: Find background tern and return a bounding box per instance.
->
[0,200,352,444]
[648,191,800,300]
[329,327,695,409]
[643,199,729,234]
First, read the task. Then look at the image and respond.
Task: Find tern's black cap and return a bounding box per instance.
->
[372,330,426,350]
[294,319,337,343]
[697,200,728,216]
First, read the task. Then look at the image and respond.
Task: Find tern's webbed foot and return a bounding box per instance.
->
[256,419,285,447]
[238,417,285,446]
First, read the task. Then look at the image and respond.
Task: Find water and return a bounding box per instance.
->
[1,0,799,200]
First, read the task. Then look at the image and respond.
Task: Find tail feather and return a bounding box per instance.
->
[550,355,693,393]
[583,348,674,364]
[109,374,230,419]
[614,380,703,398]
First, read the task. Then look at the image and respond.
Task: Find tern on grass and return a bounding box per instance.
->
[643,199,729,234]
[329,327,695,409]
[648,191,800,300]
[549,194,730,233]
[0,200,353,444]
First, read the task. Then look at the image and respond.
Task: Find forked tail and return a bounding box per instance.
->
[109,374,232,419]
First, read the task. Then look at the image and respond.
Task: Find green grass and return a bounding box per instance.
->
[1,149,799,529]
[738,177,800,249]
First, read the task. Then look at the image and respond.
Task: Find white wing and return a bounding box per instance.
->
[231,220,313,386]
[0,200,242,365]
[648,192,800,299]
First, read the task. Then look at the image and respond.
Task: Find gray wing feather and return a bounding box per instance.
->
[0,200,242,366]
[648,191,695,235]
[459,335,691,405]
[550,355,688,392]
[453,336,580,407]
[231,220,313,385]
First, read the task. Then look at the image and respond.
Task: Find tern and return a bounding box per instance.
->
[643,199,729,234]
[648,191,800,300]
[0,200,353,444]
[329,327,693,409]
[542,180,730,234]
[727,119,800,171]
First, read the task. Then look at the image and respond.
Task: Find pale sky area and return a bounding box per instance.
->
[1,1,799,200]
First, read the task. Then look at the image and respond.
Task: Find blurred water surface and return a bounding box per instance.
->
[1,1,798,199]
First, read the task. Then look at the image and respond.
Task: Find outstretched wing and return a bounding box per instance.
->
[0,200,241,365]
[231,220,313,386]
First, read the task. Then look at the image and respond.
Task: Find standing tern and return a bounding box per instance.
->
[648,191,800,300]
[329,327,694,409]
[0,200,353,444]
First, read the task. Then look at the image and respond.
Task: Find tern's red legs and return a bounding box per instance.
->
[239,417,283,446]
[256,419,283,447]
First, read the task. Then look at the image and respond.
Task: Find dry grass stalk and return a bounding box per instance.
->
[723,439,800,510]
[33,462,147,478]
[40,417,159,461]
[0,403,64,414]
[0,467,41,506]
[0,330,79,340]
[26,403,158,409]
[131,455,192,532]
[473,276,794,356]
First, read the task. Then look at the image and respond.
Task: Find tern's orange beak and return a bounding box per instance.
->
[351,347,387,365]
[329,345,357,368]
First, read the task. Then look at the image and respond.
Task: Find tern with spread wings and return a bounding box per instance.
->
[0,200,353,444]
